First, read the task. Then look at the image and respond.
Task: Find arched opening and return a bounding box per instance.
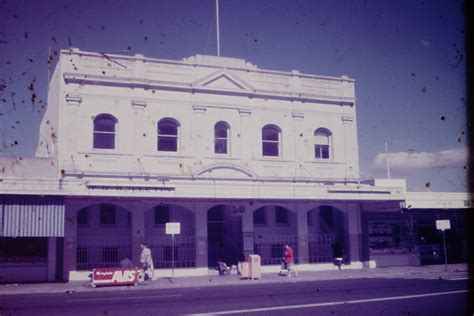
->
[76,203,131,270]
[307,205,344,263]
[144,204,195,268]
[207,205,243,268]
[252,205,297,265]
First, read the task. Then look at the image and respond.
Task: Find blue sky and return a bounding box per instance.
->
[0,0,467,192]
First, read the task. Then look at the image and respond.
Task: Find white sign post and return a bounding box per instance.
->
[436,220,450,271]
[166,222,181,278]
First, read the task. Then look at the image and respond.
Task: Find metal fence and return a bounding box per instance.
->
[146,236,196,268]
[253,235,298,265]
[76,237,132,271]
[308,234,335,263]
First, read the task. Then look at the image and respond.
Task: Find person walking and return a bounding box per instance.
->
[282,244,298,278]
[140,243,157,281]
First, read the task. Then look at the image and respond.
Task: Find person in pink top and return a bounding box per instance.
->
[282,244,298,278]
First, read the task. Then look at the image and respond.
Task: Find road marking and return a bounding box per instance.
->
[67,294,183,303]
[186,290,470,315]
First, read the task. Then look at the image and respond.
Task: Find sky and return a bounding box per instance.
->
[0,0,468,192]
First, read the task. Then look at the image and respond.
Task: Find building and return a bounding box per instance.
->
[0,48,471,282]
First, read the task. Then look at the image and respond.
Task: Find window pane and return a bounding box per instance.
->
[263,142,279,156]
[253,207,266,225]
[94,117,116,132]
[262,126,279,141]
[158,120,178,135]
[154,205,170,224]
[321,145,329,159]
[315,133,330,145]
[275,206,289,224]
[158,136,177,151]
[94,133,115,149]
[77,209,88,225]
[215,139,227,154]
[100,204,116,225]
[315,145,329,159]
[215,123,228,138]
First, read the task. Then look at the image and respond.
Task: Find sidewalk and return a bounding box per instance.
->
[0,264,470,296]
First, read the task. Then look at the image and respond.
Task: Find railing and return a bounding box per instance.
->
[146,236,196,268]
[253,235,298,265]
[76,237,131,271]
[308,234,335,263]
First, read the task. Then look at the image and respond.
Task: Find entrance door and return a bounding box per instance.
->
[207,205,242,267]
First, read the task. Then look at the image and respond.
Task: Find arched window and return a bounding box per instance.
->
[314,128,332,159]
[93,114,117,149]
[262,124,281,157]
[157,118,179,152]
[214,121,229,154]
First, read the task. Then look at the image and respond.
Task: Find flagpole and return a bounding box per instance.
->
[216,0,220,56]
[385,141,391,179]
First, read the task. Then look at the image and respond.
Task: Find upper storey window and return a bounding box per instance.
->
[314,128,332,159]
[262,124,281,157]
[157,118,179,152]
[214,121,229,154]
[93,114,117,149]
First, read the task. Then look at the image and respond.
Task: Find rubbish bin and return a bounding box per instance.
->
[248,254,261,279]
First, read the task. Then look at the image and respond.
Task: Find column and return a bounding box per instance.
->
[195,204,208,268]
[131,202,146,266]
[63,205,77,281]
[47,237,57,282]
[241,208,254,257]
[344,203,362,263]
[296,205,309,264]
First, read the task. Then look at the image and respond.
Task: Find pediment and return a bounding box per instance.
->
[194,163,256,179]
[193,70,254,92]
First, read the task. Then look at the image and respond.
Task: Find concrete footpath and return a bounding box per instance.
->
[0,264,470,296]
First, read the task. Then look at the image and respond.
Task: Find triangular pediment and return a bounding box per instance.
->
[193,70,254,92]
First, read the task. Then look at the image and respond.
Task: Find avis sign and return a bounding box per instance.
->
[91,268,140,287]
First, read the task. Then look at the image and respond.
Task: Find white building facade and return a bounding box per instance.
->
[0,49,471,282]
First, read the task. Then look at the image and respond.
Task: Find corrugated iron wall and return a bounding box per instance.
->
[0,195,65,237]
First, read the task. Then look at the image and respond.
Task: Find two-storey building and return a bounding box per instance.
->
[0,48,470,282]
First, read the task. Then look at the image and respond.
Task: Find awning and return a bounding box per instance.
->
[1,195,65,237]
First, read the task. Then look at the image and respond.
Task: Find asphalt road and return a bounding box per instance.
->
[1,277,472,315]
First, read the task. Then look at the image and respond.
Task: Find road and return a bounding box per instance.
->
[1,277,472,315]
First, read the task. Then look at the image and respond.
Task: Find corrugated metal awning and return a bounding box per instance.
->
[1,195,65,237]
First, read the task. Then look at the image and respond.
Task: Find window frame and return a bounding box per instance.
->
[154,204,171,225]
[99,204,117,226]
[314,128,332,160]
[157,118,180,153]
[93,114,117,150]
[275,206,289,226]
[262,124,281,158]
[214,121,230,155]
[253,207,267,226]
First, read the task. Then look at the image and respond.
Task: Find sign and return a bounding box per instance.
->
[91,268,140,287]
[436,219,451,231]
[166,222,181,235]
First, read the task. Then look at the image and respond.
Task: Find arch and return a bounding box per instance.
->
[262,124,281,157]
[206,204,243,268]
[214,121,230,154]
[76,202,132,270]
[314,128,332,160]
[93,114,117,149]
[194,162,257,178]
[144,203,195,268]
[252,205,298,265]
[157,117,180,152]
[306,204,344,263]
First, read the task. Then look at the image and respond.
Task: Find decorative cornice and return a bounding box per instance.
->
[131,99,147,109]
[65,93,82,106]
